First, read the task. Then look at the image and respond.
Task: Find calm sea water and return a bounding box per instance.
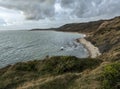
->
[0,30,88,68]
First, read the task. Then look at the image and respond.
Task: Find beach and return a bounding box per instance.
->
[77,38,101,58]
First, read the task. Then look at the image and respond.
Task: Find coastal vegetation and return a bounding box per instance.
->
[102,62,120,89]
[0,56,102,89]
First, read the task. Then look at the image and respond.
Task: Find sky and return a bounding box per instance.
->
[0,0,120,30]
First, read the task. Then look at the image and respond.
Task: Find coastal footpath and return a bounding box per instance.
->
[0,16,120,89]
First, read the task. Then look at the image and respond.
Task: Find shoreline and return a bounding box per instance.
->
[51,30,101,58]
[76,37,101,58]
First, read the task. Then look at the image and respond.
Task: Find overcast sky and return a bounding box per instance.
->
[0,0,120,29]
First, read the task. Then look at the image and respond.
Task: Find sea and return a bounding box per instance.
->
[0,30,88,68]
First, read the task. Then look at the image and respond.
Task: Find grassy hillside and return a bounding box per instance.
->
[87,17,120,61]
[101,62,120,89]
[0,56,102,89]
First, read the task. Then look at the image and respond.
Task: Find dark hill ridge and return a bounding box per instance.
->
[58,17,120,33]
[58,20,104,34]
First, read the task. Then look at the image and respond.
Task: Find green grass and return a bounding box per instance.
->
[38,56,102,75]
[102,62,120,89]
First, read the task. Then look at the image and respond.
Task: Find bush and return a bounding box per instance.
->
[39,56,102,75]
[0,56,102,89]
[102,62,120,89]
[12,61,38,71]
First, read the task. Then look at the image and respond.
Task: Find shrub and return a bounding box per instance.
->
[0,56,102,89]
[13,61,38,71]
[102,62,120,89]
[39,56,102,75]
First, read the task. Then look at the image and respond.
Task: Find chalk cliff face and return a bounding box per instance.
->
[59,16,120,61]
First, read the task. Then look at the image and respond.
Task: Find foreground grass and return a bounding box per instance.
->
[0,56,102,89]
[101,62,120,89]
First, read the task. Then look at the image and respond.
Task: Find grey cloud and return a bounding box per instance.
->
[0,0,56,20]
[0,0,120,20]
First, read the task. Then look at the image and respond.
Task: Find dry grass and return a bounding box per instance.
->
[0,56,102,89]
